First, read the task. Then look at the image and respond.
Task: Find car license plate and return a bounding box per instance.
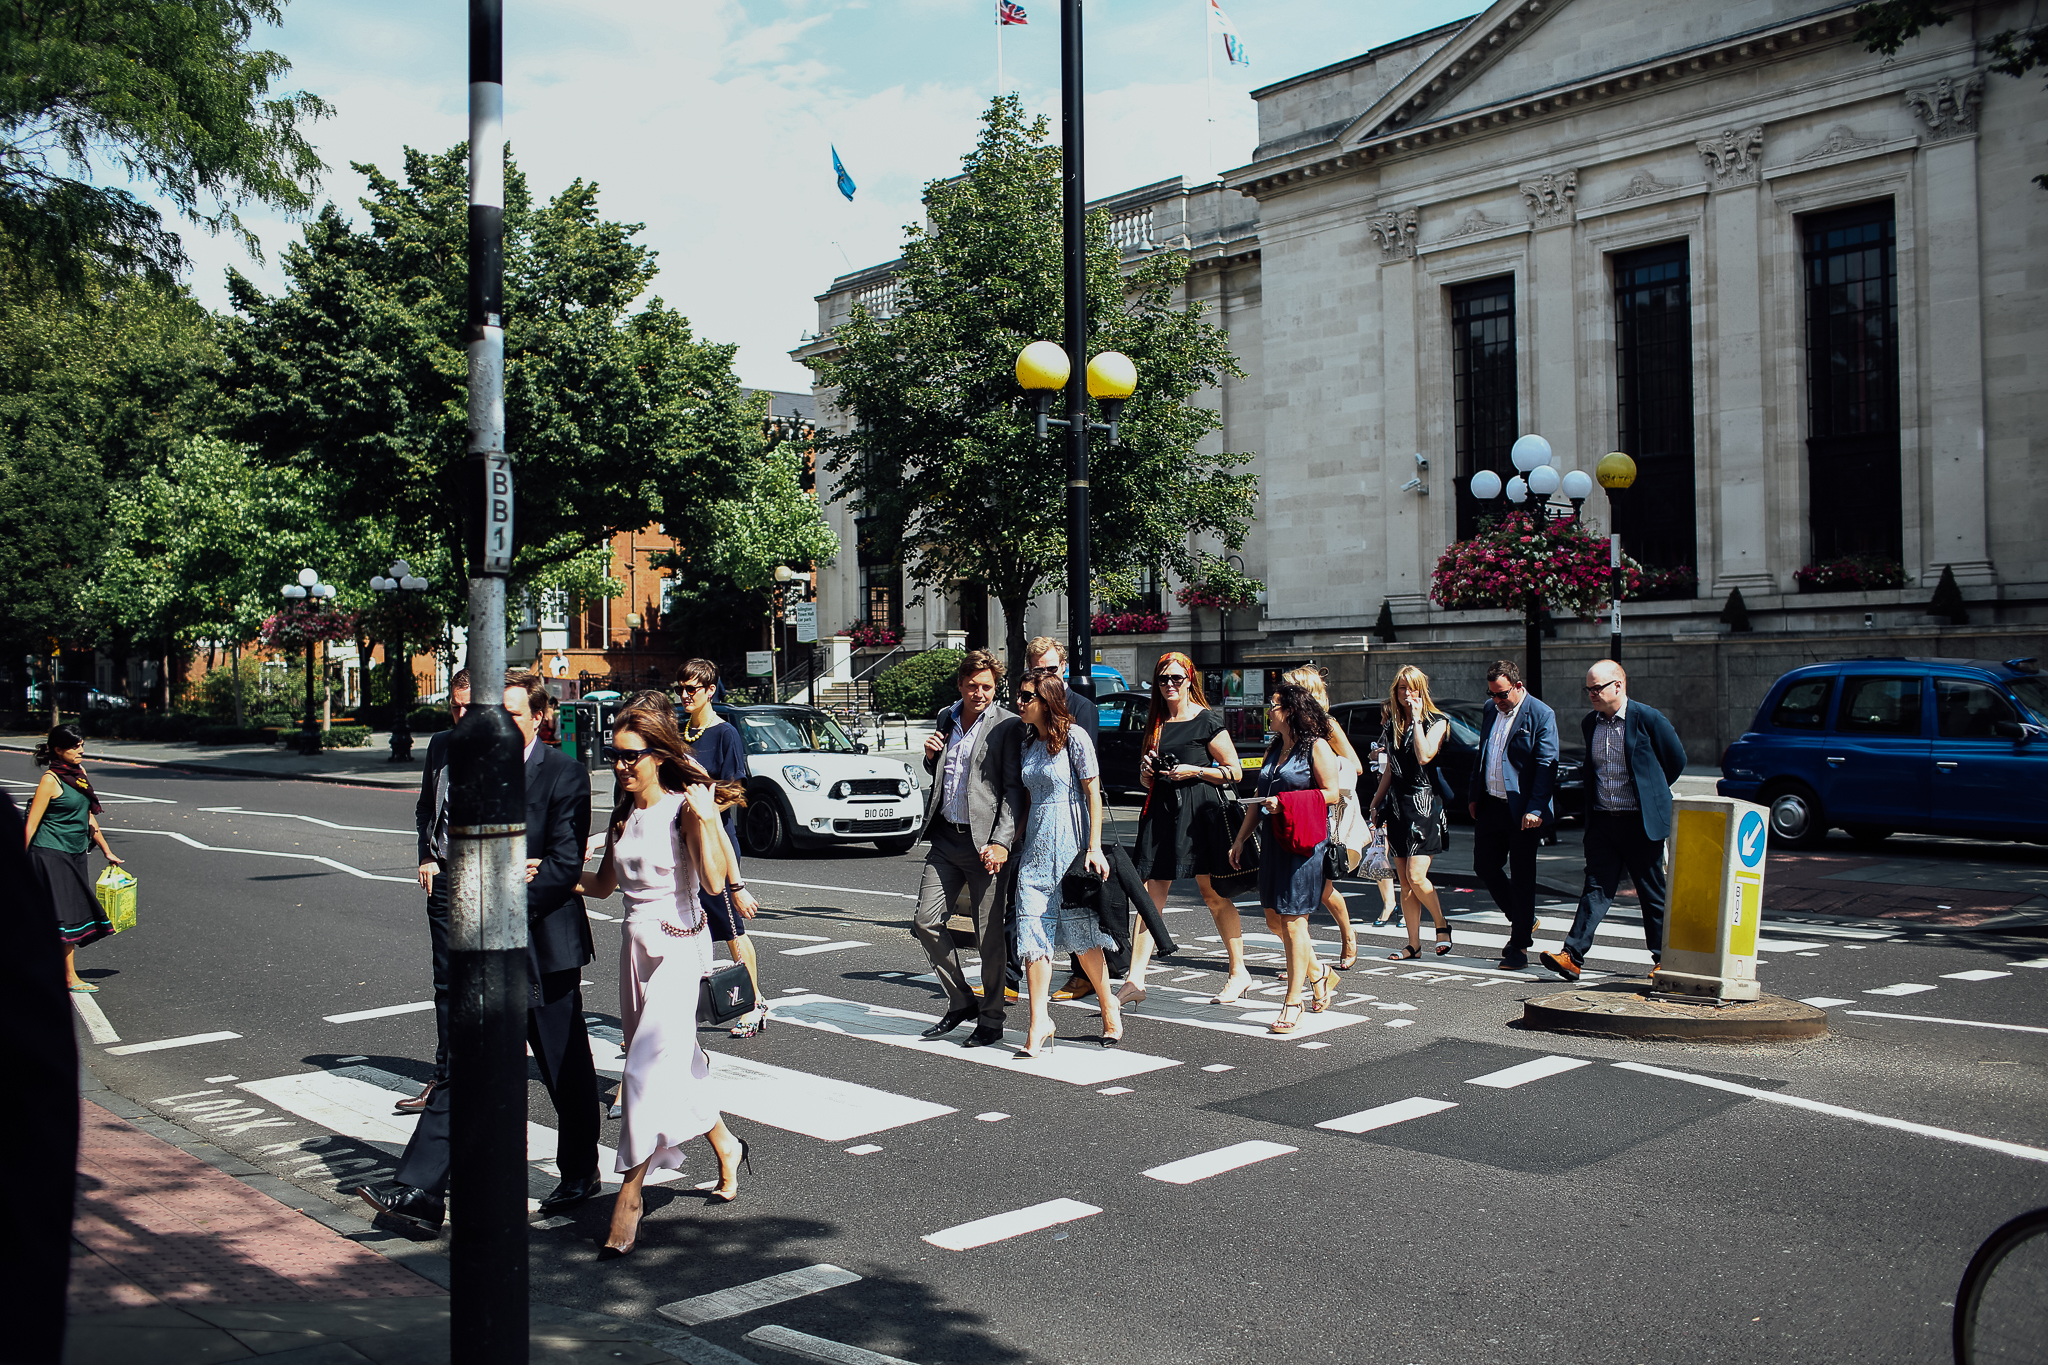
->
[858,807,893,818]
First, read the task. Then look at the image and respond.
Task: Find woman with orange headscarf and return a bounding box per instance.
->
[1122,652,1250,1004]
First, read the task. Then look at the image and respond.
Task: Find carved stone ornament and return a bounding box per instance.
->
[1518,170,1577,226]
[1368,207,1419,260]
[1603,169,1682,204]
[1903,73,1983,140]
[1797,125,1889,161]
[1440,208,1511,241]
[1697,126,1765,185]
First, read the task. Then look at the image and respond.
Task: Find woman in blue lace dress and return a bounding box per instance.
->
[1011,674,1118,1057]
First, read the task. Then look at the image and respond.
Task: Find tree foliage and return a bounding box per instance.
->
[220,144,769,602]
[1854,1,2047,184]
[807,97,1257,678]
[0,0,331,292]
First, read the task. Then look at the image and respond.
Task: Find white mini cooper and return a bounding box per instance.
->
[717,704,924,857]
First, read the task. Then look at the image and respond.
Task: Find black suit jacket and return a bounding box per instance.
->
[525,741,594,976]
[415,728,453,866]
[1069,691,1100,744]
[1580,700,1688,841]
[1465,695,1561,826]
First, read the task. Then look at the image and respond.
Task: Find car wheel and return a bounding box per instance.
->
[873,835,917,855]
[1765,783,1826,849]
[744,794,795,858]
[1845,825,1894,850]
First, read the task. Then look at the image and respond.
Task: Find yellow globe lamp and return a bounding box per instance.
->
[1015,340,1071,391]
[1085,351,1137,400]
[1596,451,1638,490]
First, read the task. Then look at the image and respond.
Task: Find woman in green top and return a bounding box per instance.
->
[23,725,123,991]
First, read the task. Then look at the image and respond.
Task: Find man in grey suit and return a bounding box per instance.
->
[914,649,1025,1048]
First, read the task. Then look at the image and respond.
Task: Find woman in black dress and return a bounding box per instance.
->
[22,725,124,990]
[1124,652,1247,1004]
[1366,665,1454,959]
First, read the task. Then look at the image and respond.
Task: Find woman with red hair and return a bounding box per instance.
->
[1123,653,1249,1004]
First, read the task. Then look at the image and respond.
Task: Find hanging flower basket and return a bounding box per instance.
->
[1174,561,1263,613]
[1091,610,1170,636]
[1432,510,1648,618]
[260,603,358,654]
[846,621,902,648]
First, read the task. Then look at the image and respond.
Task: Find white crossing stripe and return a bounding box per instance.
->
[747,930,832,942]
[1865,983,1938,996]
[1316,1096,1459,1134]
[107,1031,240,1056]
[1843,1011,2048,1035]
[105,827,414,883]
[742,1324,918,1365]
[2011,958,2048,969]
[324,1001,434,1024]
[1464,1055,1593,1089]
[1940,970,2012,982]
[780,940,871,957]
[1143,1140,1298,1185]
[923,1197,1103,1250]
[71,992,120,1044]
[1800,997,1855,1008]
[766,994,1180,1087]
[704,1051,956,1142]
[657,1263,861,1326]
[1613,1061,2048,1165]
[1444,909,1828,954]
[195,806,409,834]
[746,877,916,901]
[1064,988,1369,1040]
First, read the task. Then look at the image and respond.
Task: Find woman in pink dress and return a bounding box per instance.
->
[578,707,752,1258]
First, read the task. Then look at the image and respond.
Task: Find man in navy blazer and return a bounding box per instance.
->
[1543,659,1688,982]
[1465,660,1558,971]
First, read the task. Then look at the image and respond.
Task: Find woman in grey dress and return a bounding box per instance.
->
[1228,684,1342,1035]
[1010,674,1118,1057]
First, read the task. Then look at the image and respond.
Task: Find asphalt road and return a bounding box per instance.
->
[27,752,2048,1365]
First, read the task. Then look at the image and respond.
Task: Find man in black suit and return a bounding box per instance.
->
[396,669,470,1114]
[1465,660,1559,972]
[1543,659,1688,982]
[358,670,599,1231]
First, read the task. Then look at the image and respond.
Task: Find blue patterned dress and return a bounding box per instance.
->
[1012,728,1116,963]
[1257,742,1327,916]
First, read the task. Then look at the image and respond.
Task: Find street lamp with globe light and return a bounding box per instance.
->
[280,567,336,752]
[370,560,432,762]
[1596,451,1638,658]
[1464,435,1599,699]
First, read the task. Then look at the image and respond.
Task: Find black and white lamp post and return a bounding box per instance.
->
[280,567,335,752]
[1465,436,1595,700]
[370,560,431,762]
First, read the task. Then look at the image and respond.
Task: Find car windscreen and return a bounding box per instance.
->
[798,712,861,753]
[735,714,808,755]
[2004,676,2048,727]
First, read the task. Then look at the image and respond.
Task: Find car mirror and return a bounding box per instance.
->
[1994,720,2025,740]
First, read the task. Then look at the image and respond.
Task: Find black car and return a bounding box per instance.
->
[1094,691,1268,797]
[1328,697,1586,824]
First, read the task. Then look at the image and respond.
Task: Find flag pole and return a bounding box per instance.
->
[997,3,1004,97]
[1205,8,1215,181]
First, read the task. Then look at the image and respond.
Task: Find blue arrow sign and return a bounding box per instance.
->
[1737,809,1766,869]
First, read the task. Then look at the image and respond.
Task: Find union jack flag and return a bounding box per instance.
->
[998,0,1028,25]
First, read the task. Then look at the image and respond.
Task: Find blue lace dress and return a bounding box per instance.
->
[1012,728,1115,963]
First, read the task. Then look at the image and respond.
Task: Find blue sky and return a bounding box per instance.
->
[167,0,1477,389]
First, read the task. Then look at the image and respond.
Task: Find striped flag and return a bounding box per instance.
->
[1208,0,1248,65]
[832,145,856,202]
[998,0,1028,24]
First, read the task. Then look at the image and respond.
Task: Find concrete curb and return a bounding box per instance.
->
[1520,983,1829,1042]
[4,738,425,790]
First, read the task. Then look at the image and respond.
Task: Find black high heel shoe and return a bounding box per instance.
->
[708,1135,751,1203]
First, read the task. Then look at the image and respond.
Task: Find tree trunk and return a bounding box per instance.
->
[1000,590,1030,699]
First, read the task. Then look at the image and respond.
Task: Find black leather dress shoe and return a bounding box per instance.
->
[1497,956,1528,973]
[357,1182,444,1233]
[960,1024,1006,1049]
[920,1008,974,1040]
[539,1174,604,1214]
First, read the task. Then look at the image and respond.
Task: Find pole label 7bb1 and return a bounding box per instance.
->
[483,453,514,576]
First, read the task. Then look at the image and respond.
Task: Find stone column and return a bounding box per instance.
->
[1699,127,1775,593]
[1909,75,1994,584]
[1523,170,1579,461]
[1369,207,1426,608]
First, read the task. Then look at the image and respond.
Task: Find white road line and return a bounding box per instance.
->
[195,806,410,834]
[1219,924,1660,969]
[105,828,415,883]
[1143,1140,1298,1185]
[704,1051,957,1142]
[923,1197,1103,1250]
[1612,1062,2048,1165]
[742,1325,918,1365]
[1063,989,1369,1041]
[107,1031,240,1056]
[780,940,871,956]
[1316,1096,1459,1134]
[657,1264,862,1326]
[1800,997,1855,1008]
[71,992,120,1044]
[746,877,916,901]
[0,778,175,806]
[747,930,832,942]
[2012,958,2048,969]
[1465,1055,1593,1089]
[324,1001,435,1024]
[1843,1011,2048,1035]
[1940,970,2012,982]
[766,995,1179,1087]
[1443,909,1828,953]
[1865,983,1938,996]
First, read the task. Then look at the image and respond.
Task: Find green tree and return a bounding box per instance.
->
[806,97,1257,680]
[0,0,331,292]
[1854,1,2046,184]
[220,145,767,612]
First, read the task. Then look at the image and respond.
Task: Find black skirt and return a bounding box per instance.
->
[32,845,111,948]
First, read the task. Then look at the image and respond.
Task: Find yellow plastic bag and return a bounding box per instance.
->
[95,866,137,934]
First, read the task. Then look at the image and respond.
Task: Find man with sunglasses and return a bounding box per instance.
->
[1465,660,1558,972]
[398,669,471,1114]
[1542,659,1688,982]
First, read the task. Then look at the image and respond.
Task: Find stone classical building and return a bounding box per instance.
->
[802,0,2047,755]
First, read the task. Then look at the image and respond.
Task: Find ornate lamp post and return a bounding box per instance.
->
[1465,435,1595,699]
[280,567,335,752]
[770,564,797,700]
[370,560,432,762]
[1596,451,1637,658]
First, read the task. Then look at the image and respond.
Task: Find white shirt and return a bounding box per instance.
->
[1484,697,1522,798]
[940,705,993,825]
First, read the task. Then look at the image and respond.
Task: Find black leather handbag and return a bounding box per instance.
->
[699,956,756,1025]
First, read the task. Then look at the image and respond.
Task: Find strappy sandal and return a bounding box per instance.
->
[1388,943,1421,961]
[1269,1000,1305,1034]
[1308,967,1335,1014]
[1434,925,1453,957]
[1335,941,1359,971]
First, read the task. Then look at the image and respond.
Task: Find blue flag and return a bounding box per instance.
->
[832,145,856,202]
